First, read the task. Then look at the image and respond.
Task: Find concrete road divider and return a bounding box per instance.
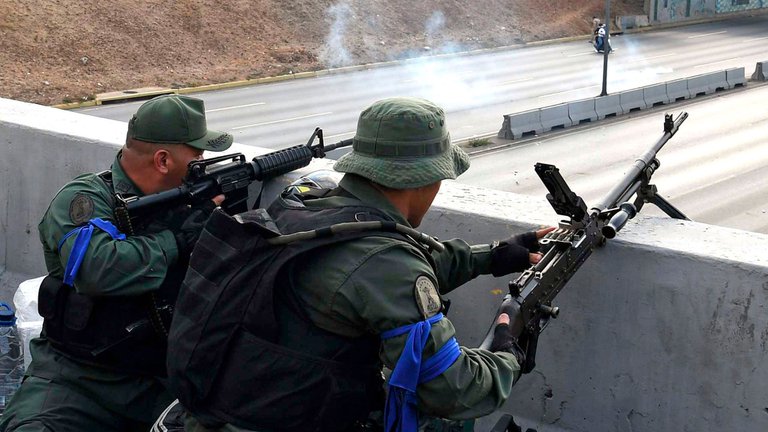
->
[568,98,598,124]
[643,83,669,107]
[687,71,726,97]
[751,62,767,81]
[595,94,621,119]
[539,103,572,132]
[666,78,691,102]
[498,108,542,139]
[726,67,746,87]
[618,88,647,114]
[498,67,747,141]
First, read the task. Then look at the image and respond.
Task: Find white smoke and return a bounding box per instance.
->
[425,11,446,45]
[319,2,353,68]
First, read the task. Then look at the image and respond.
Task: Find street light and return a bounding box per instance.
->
[599,0,611,96]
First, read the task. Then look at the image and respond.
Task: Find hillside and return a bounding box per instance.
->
[0,0,645,106]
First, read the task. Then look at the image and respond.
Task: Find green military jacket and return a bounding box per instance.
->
[26,152,178,419]
[289,174,521,420]
[38,152,179,295]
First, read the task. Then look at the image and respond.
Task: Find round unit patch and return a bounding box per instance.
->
[69,194,94,225]
[414,275,442,318]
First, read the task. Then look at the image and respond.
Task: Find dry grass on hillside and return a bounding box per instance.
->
[0,0,645,105]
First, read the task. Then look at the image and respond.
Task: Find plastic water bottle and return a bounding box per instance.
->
[0,302,24,415]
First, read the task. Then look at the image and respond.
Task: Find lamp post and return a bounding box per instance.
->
[599,0,611,96]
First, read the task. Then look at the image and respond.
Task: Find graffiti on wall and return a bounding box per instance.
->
[653,0,765,22]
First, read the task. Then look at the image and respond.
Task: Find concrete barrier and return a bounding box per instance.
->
[666,78,691,102]
[3,97,768,432]
[618,88,647,114]
[726,67,747,88]
[594,94,621,119]
[567,98,598,124]
[539,103,572,132]
[687,71,726,97]
[751,61,767,81]
[498,109,542,140]
[643,83,669,107]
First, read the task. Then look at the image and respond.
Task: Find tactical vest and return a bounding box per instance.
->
[168,192,440,432]
[37,170,187,376]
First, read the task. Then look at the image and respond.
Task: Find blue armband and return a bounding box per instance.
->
[58,218,125,286]
[381,312,462,432]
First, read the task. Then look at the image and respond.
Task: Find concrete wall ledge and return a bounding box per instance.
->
[2,98,767,431]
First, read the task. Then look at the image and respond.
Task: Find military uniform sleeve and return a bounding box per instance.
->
[38,177,179,296]
[430,239,493,295]
[332,241,521,420]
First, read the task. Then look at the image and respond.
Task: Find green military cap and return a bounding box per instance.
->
[334,97,470,189]
[127,94,233,151]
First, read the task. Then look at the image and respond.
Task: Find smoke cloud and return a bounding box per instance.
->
[319,2,353,68]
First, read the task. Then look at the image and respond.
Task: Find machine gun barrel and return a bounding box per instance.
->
[593,112,688,213]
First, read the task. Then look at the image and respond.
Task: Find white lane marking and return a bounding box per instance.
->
[693,58,740,68]
[567,51,596,57]
[627,53,677,62]
[232,112,333,130]
[205,102,266,113]
[745,36,768,43]
[497,77,533,86]
[687,31,727,39]
[324,131,355,139]
[538,85,600,98]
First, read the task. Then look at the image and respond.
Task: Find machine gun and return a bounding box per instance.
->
[480,112,689,374]
[114,128,352,234]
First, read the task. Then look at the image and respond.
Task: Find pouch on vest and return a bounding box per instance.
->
[168,207,285,409]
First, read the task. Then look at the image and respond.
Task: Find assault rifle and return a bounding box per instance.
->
[480,112,689,374]
[114,128,352,234]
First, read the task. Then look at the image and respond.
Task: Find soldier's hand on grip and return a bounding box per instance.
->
[489,299,528,373]
[489,227,555,276]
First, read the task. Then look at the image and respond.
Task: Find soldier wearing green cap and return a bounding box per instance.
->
[161,97,552,432]
[0,94,233,432]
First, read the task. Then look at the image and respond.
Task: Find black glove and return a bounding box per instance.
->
[489,231,540,276]
[489,299,529,374]
[171,201,217,257]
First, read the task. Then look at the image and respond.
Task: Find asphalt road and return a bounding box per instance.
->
[73,15,768,234]
[461,84,768,234]
[75,15,768,151]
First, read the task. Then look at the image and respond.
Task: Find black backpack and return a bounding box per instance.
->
[167,197,441,430]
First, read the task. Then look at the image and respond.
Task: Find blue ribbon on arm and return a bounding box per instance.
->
[57,218,126,286]
[380,312,462,432]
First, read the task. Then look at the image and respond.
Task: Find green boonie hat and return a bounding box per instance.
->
[334,97,470,189]
[127,94,233,151]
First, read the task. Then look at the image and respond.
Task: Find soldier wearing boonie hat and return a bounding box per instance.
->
[175,96,553,432]
[334,96,470,190]
[0,94,232,432]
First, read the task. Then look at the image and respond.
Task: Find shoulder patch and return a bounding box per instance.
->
[414,275,442,318]
[69,194,94,225]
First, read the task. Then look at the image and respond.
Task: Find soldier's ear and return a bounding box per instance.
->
[153,149,172,174]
